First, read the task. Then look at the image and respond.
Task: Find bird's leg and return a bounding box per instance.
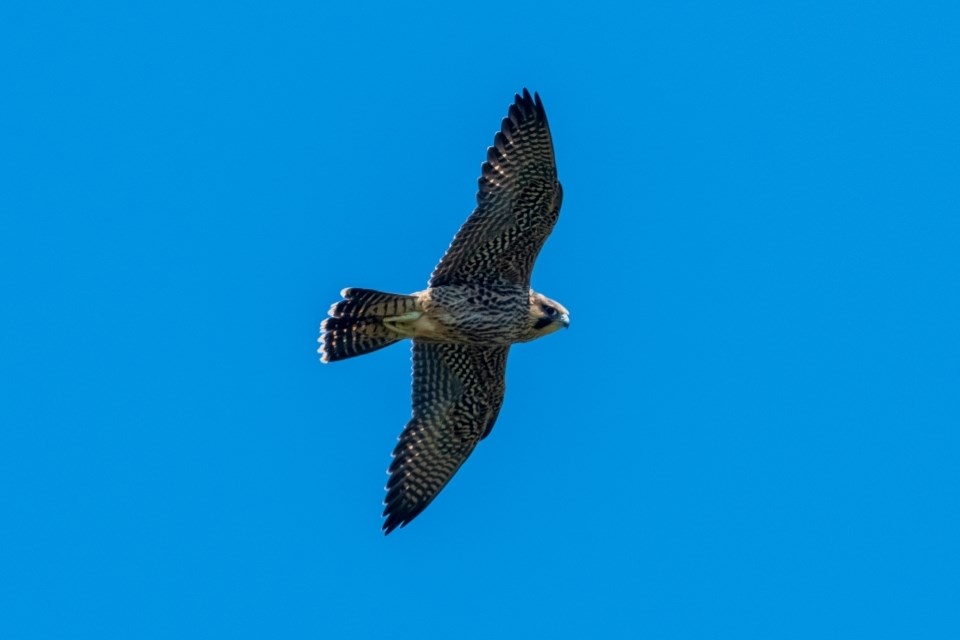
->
[382,311,422,337]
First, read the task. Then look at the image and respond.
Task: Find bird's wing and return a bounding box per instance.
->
[429,89,562,289]
[383,342,509,533]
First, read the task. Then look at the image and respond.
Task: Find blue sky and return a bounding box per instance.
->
[2,1,958,638]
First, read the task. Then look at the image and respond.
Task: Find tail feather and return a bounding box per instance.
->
[319,288,417,363]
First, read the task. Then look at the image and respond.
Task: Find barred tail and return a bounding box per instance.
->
[318,288,418,363]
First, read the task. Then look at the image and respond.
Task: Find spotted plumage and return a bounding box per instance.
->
[318,89,569,534]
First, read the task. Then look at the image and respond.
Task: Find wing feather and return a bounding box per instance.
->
[382,342,508,533]
[429,89,562,288]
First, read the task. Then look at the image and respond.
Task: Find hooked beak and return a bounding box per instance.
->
[560,313,570,328]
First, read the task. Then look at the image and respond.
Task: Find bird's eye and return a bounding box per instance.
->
[542,305,555,316]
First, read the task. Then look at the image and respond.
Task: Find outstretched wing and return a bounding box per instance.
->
[429,89,562,288]
[383,342,509,534]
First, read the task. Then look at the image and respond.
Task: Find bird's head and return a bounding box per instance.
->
[523,291,570,341]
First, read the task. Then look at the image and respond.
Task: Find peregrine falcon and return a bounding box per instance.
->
[319,89,568,534]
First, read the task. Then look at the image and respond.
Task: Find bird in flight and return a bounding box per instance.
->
[319,89,568,534]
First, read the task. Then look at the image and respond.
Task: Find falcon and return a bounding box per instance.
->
[318,89,569,534]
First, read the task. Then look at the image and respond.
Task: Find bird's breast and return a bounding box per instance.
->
[419,285,528,345]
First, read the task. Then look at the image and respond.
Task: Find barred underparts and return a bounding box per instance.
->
[318,90,569,534]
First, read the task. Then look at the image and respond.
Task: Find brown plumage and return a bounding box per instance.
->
[318,89,569,533]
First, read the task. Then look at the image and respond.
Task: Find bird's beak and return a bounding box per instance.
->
[560,313,570,329]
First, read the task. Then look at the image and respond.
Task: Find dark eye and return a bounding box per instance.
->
[542,305,556,316]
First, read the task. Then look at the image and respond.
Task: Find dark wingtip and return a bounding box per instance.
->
[382,470,406,535]
[382,500,410,535]
[513,88,547,124]
[382,471,433,535]
[533,91,545,118]
[382,505,427,535]
[516,88,533,113]
[382,515,403,535]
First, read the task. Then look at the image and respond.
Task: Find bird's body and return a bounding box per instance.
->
[319,90,568,533]
[416,283,530,344]
[375,284,562,346]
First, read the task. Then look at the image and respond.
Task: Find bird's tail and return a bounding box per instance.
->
[318,288,418,363]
